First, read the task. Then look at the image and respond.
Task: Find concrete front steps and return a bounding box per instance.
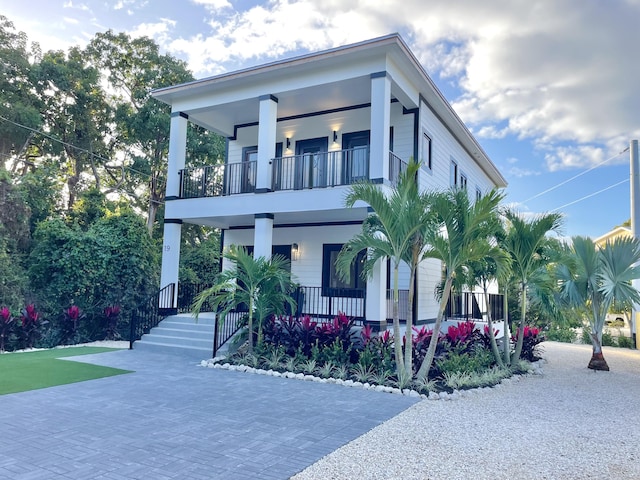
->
[133,313,217,360]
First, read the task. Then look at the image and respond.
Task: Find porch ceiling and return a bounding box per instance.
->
[182,206,369,230]
[183,76,376,137]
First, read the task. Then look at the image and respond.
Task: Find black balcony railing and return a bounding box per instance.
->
[271,147,370,191]
[445,292,504,322]
[386,289,409,322]
[179,161,256,198]
[389,151,408,184]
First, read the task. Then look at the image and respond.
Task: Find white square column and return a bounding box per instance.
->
[257,95,278,192]
[160,111,188,307]
[254,213,274,260]
[369,72,391,182]
[365,258,388,330]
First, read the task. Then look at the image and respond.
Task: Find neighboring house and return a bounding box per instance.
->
[594,225,632,248]
[152,33,507,329]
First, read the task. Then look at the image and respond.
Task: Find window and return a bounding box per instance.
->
[475,187,482,202]
[422,132,432,170]
[450,160,458,187]
[460,173,468,190]
[322,244,366,297]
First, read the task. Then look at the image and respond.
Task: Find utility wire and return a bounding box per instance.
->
[523,147,629,203]
[551,178,629,212]
[0,114,152,180]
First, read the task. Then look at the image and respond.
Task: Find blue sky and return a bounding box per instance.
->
[3,0,639,239]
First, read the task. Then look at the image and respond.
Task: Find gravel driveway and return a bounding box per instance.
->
[292,341,640,479]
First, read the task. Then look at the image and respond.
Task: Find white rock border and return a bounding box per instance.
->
[199,356,545,401]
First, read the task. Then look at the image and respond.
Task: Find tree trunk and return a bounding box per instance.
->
[503,286,510,366]
[416,275,453,381]
[403,263,416,375]
[512,284,527,362]
[484,287,504,368]
[588,332,609,371]
[391,262,405,376]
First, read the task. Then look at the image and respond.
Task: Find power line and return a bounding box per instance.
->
[551,178,629,212]
[0,114,152,180]
[523,148,629,203]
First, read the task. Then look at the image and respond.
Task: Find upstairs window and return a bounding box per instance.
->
[475,187,482,202]
[450,160,458,187]
[460,173,468,190]
[422,132,432,170]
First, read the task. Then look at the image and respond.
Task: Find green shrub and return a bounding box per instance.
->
[436,346,494,375]
[617,335,634,349]
[581,328,592,345]
[602,330,616,347]
[546,326,576,343]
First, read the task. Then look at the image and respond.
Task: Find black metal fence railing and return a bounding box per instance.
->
[386,289,409,322]
[445,292,504,322]
[212,310,245,357]
[179,161,256,198]
[129,283,176,349]
[177,282,214,313]
[295,286,365,323]
[271,147,370,191]
[389,152,408,184]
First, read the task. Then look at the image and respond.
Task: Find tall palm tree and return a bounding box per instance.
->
[192,245,295,352]
[502,210,563,362]
[416,187,504,381]
[336,159,431,378]
[557,236,640,370]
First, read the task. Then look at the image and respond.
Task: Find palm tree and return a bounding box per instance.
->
[464,247,511,368]
[502,210,563,362]
[416,187,504,381]
[336,159,431,378]
[192,245,295,352]
[556,236,640,370]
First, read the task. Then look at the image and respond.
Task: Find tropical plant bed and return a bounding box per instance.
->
[202,315,545,397]
[0,347,132,395]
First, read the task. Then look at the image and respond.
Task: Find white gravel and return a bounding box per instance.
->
[2,340,129,354]
[292,341,640,480]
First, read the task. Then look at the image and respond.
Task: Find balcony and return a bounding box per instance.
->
[271,147,369,191]
[178,147,406,199]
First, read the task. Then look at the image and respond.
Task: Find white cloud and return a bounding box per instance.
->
[63,17,80,25]
[191,0,232,10]
[128,18,176,43]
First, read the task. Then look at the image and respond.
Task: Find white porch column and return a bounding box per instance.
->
[365,258,388,330]
[257,94,278,192]
[370,72,391,182]
[254,213,274,260]
[160,111,188,307]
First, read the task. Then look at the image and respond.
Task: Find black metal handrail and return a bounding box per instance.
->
[271,147,370,191]
[386,289,409,322]
[129,283,176,349]
[389,151,408,184]
[179,161,256,198]
[212,310,245,357]
[445,291,504,322]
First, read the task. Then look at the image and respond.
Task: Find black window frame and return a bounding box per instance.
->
[322,244,366,298]
[450,159,458,187]
[422,131,432,170]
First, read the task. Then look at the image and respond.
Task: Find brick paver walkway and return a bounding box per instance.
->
[0,349,418,479]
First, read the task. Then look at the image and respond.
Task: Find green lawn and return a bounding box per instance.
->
[0,347,133,395]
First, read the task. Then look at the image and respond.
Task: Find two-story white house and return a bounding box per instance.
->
[152,33,507,330]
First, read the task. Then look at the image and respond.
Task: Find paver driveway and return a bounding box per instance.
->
[0,348,418,480]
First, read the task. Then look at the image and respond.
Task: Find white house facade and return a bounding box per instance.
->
[152,34,507,329]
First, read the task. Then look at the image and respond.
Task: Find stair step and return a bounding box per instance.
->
[158,322,216,333]
[133,341,212,359]
[140,333,212,348]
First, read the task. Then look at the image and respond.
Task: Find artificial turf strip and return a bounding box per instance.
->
[0,347,133,395]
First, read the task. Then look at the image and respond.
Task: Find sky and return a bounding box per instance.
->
[3,0,639,239]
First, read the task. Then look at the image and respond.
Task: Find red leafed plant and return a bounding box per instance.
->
[512,325,545,361]
[20,304,45,349]
[104,305,122,340]
[0,307,14,352]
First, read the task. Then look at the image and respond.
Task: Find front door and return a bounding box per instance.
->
[342,130,370,184]
[295,137,328,189]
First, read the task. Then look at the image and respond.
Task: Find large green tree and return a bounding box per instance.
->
[86,31,224,236]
